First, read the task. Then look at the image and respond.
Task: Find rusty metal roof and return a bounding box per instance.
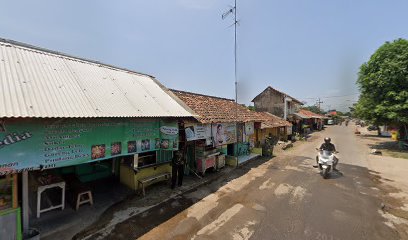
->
[0,39,194,118]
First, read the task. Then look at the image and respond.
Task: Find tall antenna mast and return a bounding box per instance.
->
[223,1,239,160]
[222,0,238,120]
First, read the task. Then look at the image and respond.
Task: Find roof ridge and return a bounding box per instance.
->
[0,38,194,118]
[170,89,235,102]
[251,85,303,104]
[0,37,154,78]
[267,86,303,104]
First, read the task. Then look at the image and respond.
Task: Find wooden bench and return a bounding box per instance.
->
[138,172,171,197]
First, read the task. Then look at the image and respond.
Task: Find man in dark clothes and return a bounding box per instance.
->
[314,137,339,170]
[171,149,185,189]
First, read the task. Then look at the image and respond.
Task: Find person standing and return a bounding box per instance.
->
[171,148,185,189]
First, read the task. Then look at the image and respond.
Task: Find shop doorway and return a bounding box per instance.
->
[28,158,132,237]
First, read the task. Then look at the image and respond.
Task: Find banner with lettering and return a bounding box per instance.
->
[0,118,178,175]
[185,124,211,141]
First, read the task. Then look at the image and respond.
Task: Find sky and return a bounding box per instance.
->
[1,0,407,112]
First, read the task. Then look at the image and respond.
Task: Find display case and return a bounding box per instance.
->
[197,155,217,176]
[195,141,219,175]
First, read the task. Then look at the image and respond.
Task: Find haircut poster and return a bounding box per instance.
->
[0,118,178,175]
[212,123,237,147]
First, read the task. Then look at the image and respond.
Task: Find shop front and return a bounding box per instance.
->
[234,121,261,165]
[184,121,259,168]
[183,122,234,175]
[212,122,239,167]
[170,89,267,169]
[249,112,293,156]
[0,117,179,238]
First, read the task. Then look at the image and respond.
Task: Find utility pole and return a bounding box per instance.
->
[317,98,323,113]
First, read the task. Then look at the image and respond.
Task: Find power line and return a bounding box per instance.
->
[299,93,359,100]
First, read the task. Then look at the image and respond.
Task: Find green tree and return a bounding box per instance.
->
[349,104,357,117]
[302,105,324,114]
[355,39,408,132]
[247,105,256,111]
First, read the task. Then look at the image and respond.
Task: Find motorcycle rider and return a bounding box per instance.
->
[314,137,339,170]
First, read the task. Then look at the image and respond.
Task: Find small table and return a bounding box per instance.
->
[36,180,65,218]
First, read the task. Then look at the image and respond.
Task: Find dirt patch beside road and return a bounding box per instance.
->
[355,126,408,236]
[357,127,408,159]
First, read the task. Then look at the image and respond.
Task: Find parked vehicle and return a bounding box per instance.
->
[367,125,379,131]
[327,119,334,125]
[315,149,338,179]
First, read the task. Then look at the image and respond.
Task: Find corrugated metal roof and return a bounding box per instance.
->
[0,39,195,118]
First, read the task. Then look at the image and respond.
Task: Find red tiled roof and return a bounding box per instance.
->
[171,89,292,128]
[171,89,265,123]
[327,111,337,116]
[298,109,327,119]
[254,112,292,129]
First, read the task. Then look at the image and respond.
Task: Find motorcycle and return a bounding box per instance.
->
[315,149,338,179]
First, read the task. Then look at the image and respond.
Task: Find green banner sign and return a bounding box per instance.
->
[0,118,178,175]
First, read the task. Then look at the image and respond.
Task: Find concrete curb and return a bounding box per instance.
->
[78,166,234,240]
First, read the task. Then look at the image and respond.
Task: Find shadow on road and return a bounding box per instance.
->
[77,153,408,240]
[74,156,274,240]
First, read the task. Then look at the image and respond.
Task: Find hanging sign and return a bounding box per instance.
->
[185,124,209,141]
[0,118,178,175]
[245,122,254,135]
[160,126,178,135]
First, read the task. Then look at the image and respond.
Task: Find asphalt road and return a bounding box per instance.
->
[104,125,402,240]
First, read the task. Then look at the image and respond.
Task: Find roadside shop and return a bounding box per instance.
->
[171,90,263,171]
[0,39,194,239]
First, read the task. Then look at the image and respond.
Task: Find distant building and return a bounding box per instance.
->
[327,110,337,116]
[252,86,303,119]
